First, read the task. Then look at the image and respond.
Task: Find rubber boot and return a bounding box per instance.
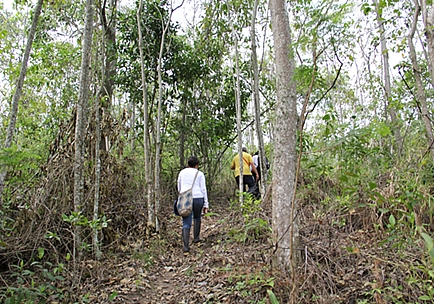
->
[193,219,203,243]
[182,228,190,253]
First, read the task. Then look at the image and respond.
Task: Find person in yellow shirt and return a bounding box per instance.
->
[230,147,259,195]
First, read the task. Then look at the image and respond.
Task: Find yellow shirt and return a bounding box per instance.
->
[231,152,253,177]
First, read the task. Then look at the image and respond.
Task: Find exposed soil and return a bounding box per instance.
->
[4,186,425,304]
[77,199,289,303]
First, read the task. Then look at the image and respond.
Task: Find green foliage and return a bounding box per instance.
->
[228,193,271,243]
[0,259,66,303]
[62,212,109,230]
[224,266,277,303]
[421,233,434,263]
[0,145,41,189]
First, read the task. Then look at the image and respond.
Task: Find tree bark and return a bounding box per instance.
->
[99,0,116,151]
[269,0,298,282]
[251,0,267,198]
[137,0,153,230]
[374,0,403,155]
[74,0,94,259]
[420,0,434,87]
[227,0,244,203]
[0,0,44,203]
[408,2,434,161]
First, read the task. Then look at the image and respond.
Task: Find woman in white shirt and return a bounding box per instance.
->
[177,156,209,253]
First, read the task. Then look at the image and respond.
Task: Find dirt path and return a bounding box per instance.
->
[78,200,281,304]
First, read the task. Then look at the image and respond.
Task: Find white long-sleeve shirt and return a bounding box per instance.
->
[177,167,209,208]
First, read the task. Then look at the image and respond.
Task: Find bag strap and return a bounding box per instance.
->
[242,156,249,166]
[190,170,199,190]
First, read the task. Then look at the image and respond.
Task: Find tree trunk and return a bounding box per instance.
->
[74,0,94,259]
[99,0,116,151]
[374,0,403,155]
[251,0,267,198]
[137,0,153,229]
[154,2,180,232]
[408,2,434,161]
[93,81,102,260]
[269,0,298,286]
[420,0,434,87]
[227,0,244,203]
[0,0,44,203]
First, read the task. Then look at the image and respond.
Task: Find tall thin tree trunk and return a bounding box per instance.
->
[420,0,434,87]
[251,0,267,198]
[154,2,181,232]
[408,2,434,161]
[137,0,153,229]
[99,0,116,151]
[374,0,403,155]
[93,81,102,260]
[227,0,244,203]
[269,0,298,298]
[179,96,186,169]
[0,0,44,203]
[74,0,94,260]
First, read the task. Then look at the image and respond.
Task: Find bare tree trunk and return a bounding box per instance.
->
[0,0,44,203]
[374,0,403,155]
[420,0,434,87]
[99,0,116,151]
[251,0,267,198]
[227,0,244,203]
[269,0,298,293]
[137,0,153,229]
[74,0,94,259]
[179,97,186,169]
[153,1,184,231]
[408,2,434,161]
[93,80,102,260]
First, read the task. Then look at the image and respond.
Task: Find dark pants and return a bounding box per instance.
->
[182,198,204,229]
[235,175,258,195]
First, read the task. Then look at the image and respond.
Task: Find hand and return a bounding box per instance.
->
[203,207,208,214]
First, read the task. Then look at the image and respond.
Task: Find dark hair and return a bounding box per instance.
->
[187,156,200,167]
[242,147,248,152]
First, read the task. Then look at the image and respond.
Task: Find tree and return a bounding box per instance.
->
[0,0,44,203]
[251,0,268,197]
[374,0,403,155]
[269,0,298,287]
[420,0,434,87]
[136,0,153,232]
[73,0,94,259]
[407,1,434,161]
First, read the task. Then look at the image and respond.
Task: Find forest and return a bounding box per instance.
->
[1,0,434,303]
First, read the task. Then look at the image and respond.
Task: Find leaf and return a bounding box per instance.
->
[375,122,391,137]
[421,233,434,260]
[38,247,45,259]
[389,214,396,227]
[109,292,118,301]
[339,175,348,182]
[368,182,377,190]
[267,290,279,304]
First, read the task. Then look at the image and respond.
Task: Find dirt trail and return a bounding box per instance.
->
[79,200,279,304]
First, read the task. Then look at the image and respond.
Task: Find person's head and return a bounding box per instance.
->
[254,151,259,155]
[242,147,248,153]
[187,156,200,168]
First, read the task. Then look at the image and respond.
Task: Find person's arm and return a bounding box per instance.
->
[250,161,259,180]
[199,173,209,212]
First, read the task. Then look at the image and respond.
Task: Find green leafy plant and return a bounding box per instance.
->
[1,258,66,303]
